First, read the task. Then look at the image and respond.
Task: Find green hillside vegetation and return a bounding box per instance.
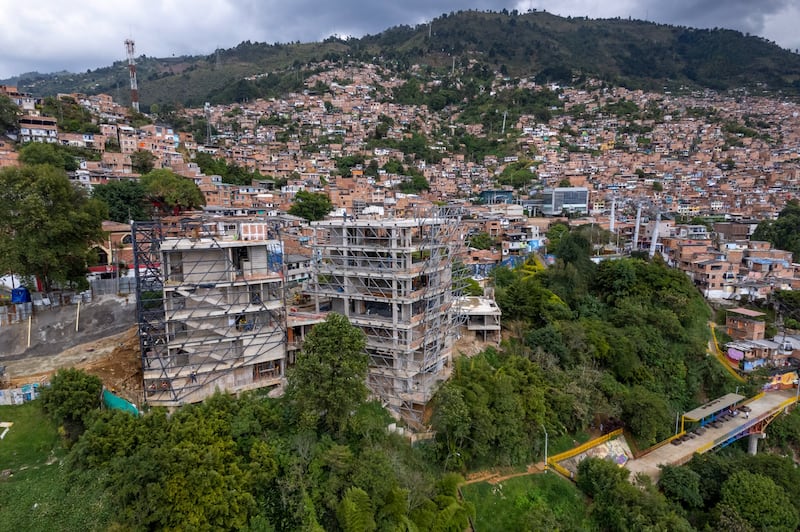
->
[431,225,739,472]
[5,10,800,108]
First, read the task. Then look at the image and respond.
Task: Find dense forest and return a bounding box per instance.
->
[5,10,800,107]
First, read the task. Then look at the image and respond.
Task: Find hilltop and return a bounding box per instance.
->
[3,10,800,108]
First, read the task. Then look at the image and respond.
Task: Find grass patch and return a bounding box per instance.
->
[550,430,592,456]
[0,401,113,531]
[461,473,591,531]
[0,401,60,470]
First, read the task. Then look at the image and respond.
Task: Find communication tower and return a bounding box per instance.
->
[125,39,140,113]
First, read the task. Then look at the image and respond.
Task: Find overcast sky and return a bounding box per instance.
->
[1,0,798,80]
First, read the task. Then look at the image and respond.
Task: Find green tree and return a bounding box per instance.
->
[576,457,630,498]
[545,222,570,251]
[131,149,156,174]
[19,142,78,171]
[286,313,368,435]
[398,173,430,194]
[658,464,703,508]
[752,200,800,261]
[0,164,106,290]
[466,231,496,250]
[622,385,672,445]
[288,190,334,221]
[0,94,20,132]
[40,368,103,441]
[140,169,205,215]
[431,385,471,467]
[337,487,376,532]
[717,470,799,531]
[92,180,149,223]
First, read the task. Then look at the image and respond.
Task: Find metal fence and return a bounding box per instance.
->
[90,278,136,296]
[0,302,33,326]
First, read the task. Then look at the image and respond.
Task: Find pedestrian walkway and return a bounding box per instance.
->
[625,389,796,481]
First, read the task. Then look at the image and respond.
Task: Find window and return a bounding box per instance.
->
[253,360,280,381]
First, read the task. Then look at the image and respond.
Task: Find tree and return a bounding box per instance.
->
[658,465,703,508]
[40,368,102,440]
[0,94,20,132]
[576,457,630,498]
[131,149,156,174]
[92,180,149,223]
[337,487,376,532]
[286,313,368,435]
[431,385,471,466]
[466,231,496,250]
[19,142,78,171]
[288,190,333,221]
[751,200,800,261]
[621,385,672,445]
[545,222,570,251]
[717,470,799,531]
[0,164,107,290]
[398,173,430,194]
[140,169,205,216]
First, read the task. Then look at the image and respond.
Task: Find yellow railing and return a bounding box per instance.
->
[547,428,624,466]
[710,322,746,383]
[636,431,686,458]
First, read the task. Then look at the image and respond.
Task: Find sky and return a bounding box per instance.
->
[1,0,798,80]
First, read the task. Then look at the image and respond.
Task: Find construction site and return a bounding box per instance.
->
[309,207,467,426]
[2,207,476,427]
[132,218,294,406]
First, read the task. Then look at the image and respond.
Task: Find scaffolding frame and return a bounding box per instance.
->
[132,218,288,406]
[311,206,467,425]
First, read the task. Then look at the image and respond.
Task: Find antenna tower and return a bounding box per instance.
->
[125,39,140,113]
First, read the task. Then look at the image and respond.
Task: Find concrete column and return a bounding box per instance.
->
[748,433,760,455]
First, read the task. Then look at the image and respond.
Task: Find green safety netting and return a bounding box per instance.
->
[102,389,139,416]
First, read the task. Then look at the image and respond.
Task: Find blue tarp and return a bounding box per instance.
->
[10,287,30,303]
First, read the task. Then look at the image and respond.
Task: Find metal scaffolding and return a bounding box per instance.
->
[132,218,288,406]
[310,206,467,426]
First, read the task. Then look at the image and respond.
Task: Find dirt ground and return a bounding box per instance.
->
[6,325,143,405]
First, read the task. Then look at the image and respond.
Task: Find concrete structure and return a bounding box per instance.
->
[454,296,502,344]
[310,209,465,425]
[625,389,797,481]
[133,219,289,406]
[18,115,58,144]
[726,307,766,341]
[540,187,589,216]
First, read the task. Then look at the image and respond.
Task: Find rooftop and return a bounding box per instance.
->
[683,392,746,421]
[727,307,765,318]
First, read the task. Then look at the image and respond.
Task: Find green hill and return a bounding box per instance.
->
[4,10,800,108]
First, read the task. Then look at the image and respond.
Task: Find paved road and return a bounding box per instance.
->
[625,389,797,481]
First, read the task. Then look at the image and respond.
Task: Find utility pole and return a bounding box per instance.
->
[501,110,507,135]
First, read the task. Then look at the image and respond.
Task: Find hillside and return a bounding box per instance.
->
[4,10,800,107]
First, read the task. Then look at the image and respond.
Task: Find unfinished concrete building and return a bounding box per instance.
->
[310,208,465,425]
[132,219,288,406]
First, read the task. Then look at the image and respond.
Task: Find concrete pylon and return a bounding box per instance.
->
[748,433,765,455]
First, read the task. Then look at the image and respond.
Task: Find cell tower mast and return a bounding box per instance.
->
[125,39,140,113]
